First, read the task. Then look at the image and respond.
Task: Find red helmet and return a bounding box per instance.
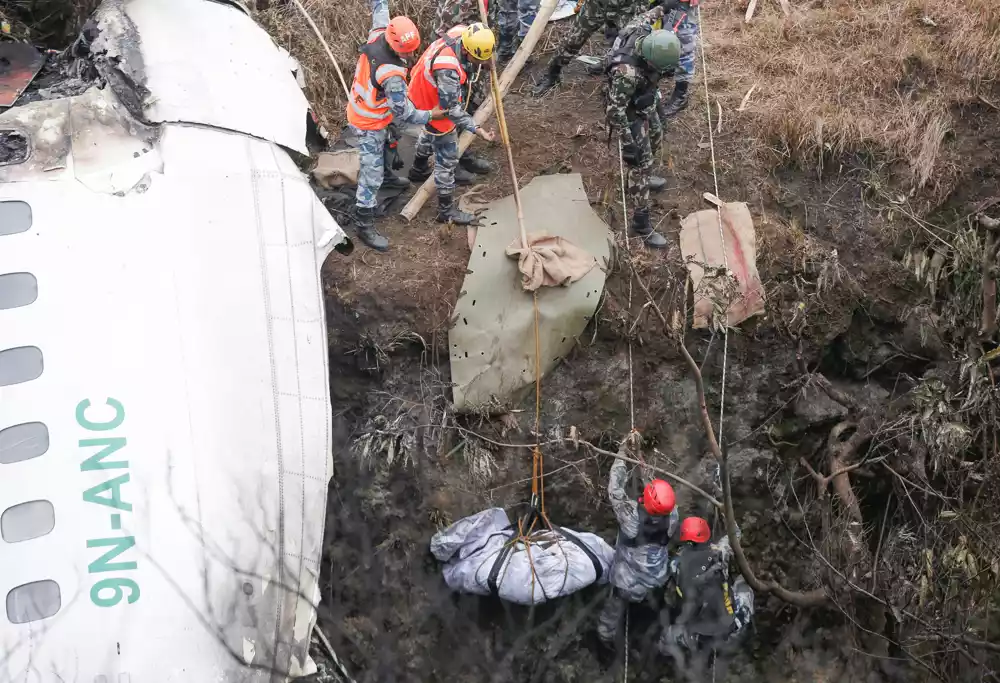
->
[385,16,421,55]
[679,516,711,544]
[640,479,675,515]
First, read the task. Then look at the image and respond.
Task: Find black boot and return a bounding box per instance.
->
[630,208,667,248]
[648,175,667,192]
[454,165,477,185]
[354,206,389,252]
[408,153,432,182]
[661,81,690,119]
[533,57,566,97]
[382,169,411,190]
[460,150,494,175]
[436,194,477,225]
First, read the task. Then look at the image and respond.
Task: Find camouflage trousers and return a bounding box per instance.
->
[352,125,389,209]
[498,0,541,42]
[414,128,461,196]
[664,6,699,83]
[433,0,498,36]
[624,94,663,212]
[554,0,645,61]
[596,585,653,644]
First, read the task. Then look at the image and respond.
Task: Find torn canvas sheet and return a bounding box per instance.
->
[679,202,766,328]
[431,508,614,605]
[449,173,611,411]
[505,234,598,291]
[312,150,359,188]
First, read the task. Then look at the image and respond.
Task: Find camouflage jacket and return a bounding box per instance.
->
[433,47,482,134]
[607,457,678,596]
[605,3,676,147]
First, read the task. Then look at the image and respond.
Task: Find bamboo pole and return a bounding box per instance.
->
[289,0,351,100]
[399,0,559,221]
[476,0,529,250]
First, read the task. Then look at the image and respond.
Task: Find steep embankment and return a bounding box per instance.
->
[250,1,1000,681]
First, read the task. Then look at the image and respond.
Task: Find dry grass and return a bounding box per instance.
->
[1,0,101,45]
[254,0,440,134]
[256,0,1000,204]
[709,0,1000,199]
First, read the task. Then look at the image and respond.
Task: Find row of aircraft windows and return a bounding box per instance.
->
[1,199,62,624]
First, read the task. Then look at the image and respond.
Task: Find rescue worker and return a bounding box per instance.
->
[596,455,679,646]
[346,0,447,251]
[658,517,755,666]
[430,0,500,179]
[407,23,497,225]
[604,5,682,247]
[531,0,647,96]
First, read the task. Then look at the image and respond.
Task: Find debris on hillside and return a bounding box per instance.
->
[0,43,45,106]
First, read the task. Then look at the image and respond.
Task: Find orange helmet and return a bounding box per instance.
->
[385,16,421,55]
[679,516,711,544]
[640,480,675,516]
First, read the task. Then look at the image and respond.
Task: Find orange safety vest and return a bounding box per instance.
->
[408,26,468,134]
[345,30,410,131]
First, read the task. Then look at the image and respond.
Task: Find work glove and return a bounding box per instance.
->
[388,141,404,170]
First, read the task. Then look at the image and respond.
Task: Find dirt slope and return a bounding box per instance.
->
[249,1,1000,681]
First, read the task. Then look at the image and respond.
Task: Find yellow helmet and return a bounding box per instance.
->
[461,22,495,62]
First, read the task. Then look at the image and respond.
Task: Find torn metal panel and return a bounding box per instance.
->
[450,173,610,411]
[679,202,766,329]
[0,43,45,107]
[1,39,343,683]
[116,0,310,153]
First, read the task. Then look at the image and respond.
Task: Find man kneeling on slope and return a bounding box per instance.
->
[597,452,679,646]
[407,22,497,225]
[347,0,448,251]
[659,516,755,668]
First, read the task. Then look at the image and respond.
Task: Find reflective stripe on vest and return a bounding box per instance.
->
[409,27,469,134]
[346,34,406,131]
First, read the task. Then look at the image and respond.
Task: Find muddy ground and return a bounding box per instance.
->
[306,35,1000,682]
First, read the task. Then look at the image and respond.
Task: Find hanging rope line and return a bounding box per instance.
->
[696,5,730,445]
[618,139,639,441]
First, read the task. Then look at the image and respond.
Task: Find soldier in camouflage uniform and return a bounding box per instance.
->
[604,5,680,247]
[430,0,501,178]
[596,451,679,645]
[407,23,497,224]
[348,0,444,251]
[532,0,648,96]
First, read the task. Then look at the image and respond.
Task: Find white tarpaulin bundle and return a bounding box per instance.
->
[0,0,346,681]
[430,508,614,605]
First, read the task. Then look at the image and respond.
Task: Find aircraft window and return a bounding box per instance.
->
[0,273,38,310]
[0,422,48,465]
[6,580,61,624]
[1,500,55,543]
[0,201,31,236]
[0,346,42,387]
